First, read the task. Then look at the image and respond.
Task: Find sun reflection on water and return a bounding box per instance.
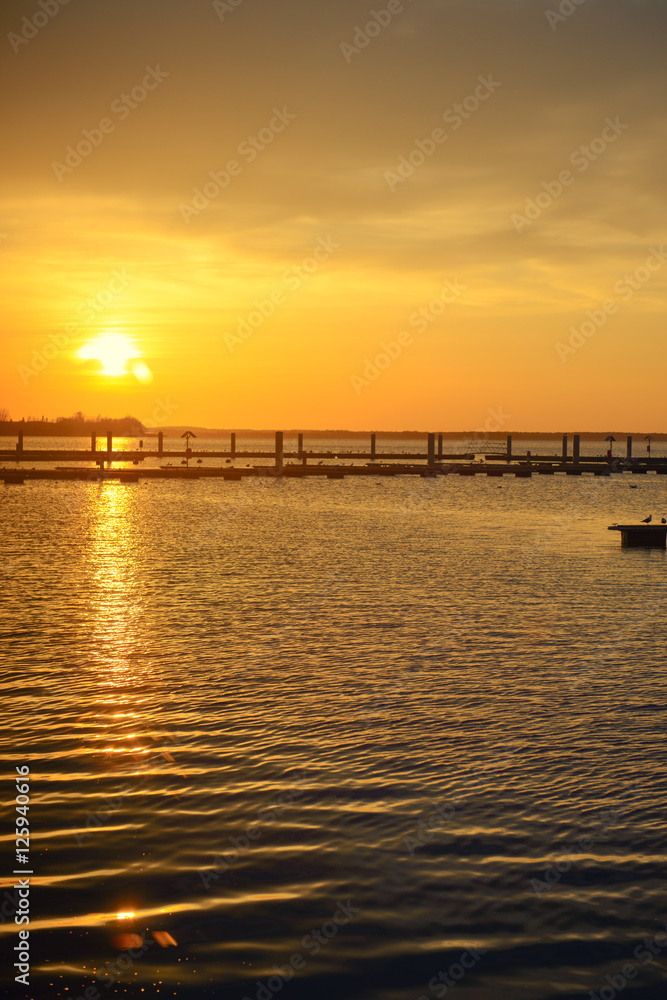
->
[80,481,175,771]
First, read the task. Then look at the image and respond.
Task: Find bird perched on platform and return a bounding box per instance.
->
[641,514,653,523]
[662,518,667,524]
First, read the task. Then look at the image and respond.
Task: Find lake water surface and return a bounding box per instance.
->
[2,469,667,999]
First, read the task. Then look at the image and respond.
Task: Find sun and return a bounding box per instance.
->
[77,333,153,383]
[78,333,138,376]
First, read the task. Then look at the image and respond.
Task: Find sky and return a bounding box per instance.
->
[1,0,665,431]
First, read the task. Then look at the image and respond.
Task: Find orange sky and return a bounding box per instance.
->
[1,0,666,431]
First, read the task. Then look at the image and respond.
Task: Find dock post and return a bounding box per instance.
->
[562,434,568,463]
[91,433,96,453]
[427,433,436,468]
[298,433,303,458]
[106,431,113,467]
[17,428,23,454]
[230,432,236,459]
[573,434,580,464]
[626,435,632,459]
[371,433,376,461]
[506,434,512,462]
[275,431,284,472]
[158,431,164,457]
[438,433,443,460]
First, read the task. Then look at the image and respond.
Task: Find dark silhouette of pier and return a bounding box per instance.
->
[2,431,667,483]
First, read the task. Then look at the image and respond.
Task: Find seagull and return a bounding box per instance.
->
[641,514,653,524]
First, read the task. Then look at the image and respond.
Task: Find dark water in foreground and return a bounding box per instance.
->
[2,473,667,999]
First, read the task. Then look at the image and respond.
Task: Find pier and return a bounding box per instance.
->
[2,432,667,483]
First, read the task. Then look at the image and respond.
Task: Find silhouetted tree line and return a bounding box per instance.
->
[0,412,144,436]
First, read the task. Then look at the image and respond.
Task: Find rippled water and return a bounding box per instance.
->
[2,471,667,999]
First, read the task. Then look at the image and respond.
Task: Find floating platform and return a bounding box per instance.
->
[0,461,652,482]
[608,524,667,548]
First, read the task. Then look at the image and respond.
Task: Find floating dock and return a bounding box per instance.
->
[608,524,667,548]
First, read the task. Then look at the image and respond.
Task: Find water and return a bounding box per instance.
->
[2,471,667,999]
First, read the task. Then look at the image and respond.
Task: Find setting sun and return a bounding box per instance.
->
[77,334,153,384]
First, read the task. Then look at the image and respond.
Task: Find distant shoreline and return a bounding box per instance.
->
[1,421,665,441]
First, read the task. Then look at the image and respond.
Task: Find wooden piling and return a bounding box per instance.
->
[91,433,96,453]
[106,431,113,465]
[158,431,164,457]
[626,435,632,459]
[427,433,436,468]
[573,434,580,464]
[17,428,23,454]
[438,433,443,460]
[562,434,568,462]
[275,431,284,471]
[371,434,376,461]
[298,433,303,458]
[231,432,236,459]
[506,434,512,461]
